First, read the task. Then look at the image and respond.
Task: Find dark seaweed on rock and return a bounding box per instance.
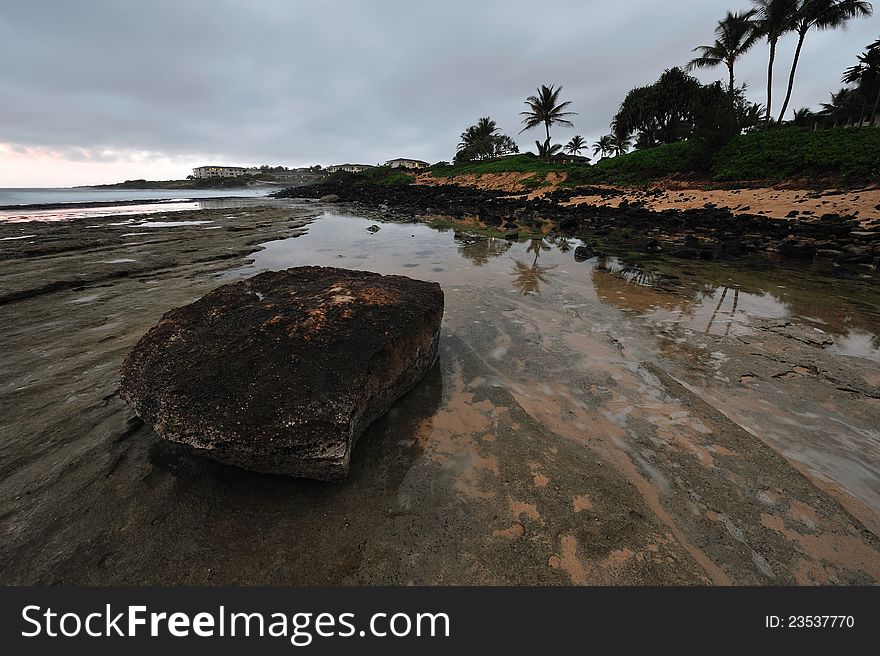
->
[119,266,444,480]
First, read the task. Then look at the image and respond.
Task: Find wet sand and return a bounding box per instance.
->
[1,205,879,584]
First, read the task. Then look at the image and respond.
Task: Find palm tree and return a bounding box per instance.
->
[456,117,519,162]
[790,106,817,126]
[535,139,563,162]
[565,135,586,155]
[609,133,632,156]
[520,84,577,147]
[687,10,761,95]
[751,0,798,125]
[592,135,613,158]
[457,117,497,160]
[819,87,862,126]
[777,0,873,122]
[843,37,880,125]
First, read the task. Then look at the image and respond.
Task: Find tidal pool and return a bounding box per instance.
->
[236,212,880,534]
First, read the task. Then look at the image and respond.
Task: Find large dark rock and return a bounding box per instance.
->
[120,267,444,480]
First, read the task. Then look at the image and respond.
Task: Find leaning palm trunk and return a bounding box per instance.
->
[766,38,778,126]
[778,29,806,123]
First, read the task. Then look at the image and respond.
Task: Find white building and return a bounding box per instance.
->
[384,158,430,169]
[192,166,249,179]
[325,163,375,173]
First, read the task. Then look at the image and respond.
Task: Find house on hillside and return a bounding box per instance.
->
[191,166,249,179]
[554,154,591,165]
[325,163,375,173]
[384,158,430,170]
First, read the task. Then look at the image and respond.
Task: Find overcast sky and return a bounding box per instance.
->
[1,0,877,186]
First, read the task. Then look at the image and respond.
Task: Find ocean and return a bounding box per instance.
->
[0,186,271,207]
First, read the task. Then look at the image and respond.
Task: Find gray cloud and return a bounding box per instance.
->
[1,0,877,168]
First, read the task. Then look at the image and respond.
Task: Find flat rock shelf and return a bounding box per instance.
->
[119,266,444,480]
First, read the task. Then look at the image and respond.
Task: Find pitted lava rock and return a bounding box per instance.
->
[119,267,444,480]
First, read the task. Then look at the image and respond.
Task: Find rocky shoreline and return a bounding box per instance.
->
[2,201,879,585]
[274,181,880,274]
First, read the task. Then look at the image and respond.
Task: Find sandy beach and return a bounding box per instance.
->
[417,172,880,227]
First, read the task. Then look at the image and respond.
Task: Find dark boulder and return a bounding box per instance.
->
[778,239,817,260]
[120,267,444,480]
[573,245,595,262]
[670,247,701,260]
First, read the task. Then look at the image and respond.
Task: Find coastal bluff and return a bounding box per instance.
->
[119,266,444,480]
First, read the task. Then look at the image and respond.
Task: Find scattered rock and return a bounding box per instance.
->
[574,245,594,261]
[120,267,444,480]
[367,224,381,233]
[319,194,340,203]
[670,247,701,260]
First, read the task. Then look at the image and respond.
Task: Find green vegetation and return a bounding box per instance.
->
[433,3,875,189]
[575,126,880,185]
[564,135,586,155]
[709,126,880,181]
[455,117,519,162]
[572,141,704,185]
[90,176,267,190]
[326,166,414,187]
[687,10,761,95]
[430,154,572,177]
[519,84,576,162]
[429,126,879,187]
[776,0,873,123]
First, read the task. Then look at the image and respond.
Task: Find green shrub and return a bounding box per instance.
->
[569,141,705,185]
[428,127,879,187]
[325,167,414,187]
[710,127,880,182]
[428,154,570,177]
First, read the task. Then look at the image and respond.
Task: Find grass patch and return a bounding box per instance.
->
[519,174,547,189]
[429,154,577,177]
[325,166,414,187]
[710,127,880,183]
[564,141,704,186]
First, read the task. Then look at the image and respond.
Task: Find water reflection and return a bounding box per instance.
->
[0,196,293,224]
[511,239,556,295]
[240,212,880,363]
[455,234,511,266]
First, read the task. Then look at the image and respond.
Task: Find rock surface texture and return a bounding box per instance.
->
[120,266,444,479]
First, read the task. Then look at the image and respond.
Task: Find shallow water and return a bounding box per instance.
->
[0,186,271,207]
[232,212,880,528]
[3,205,879,584]
[238,213,880,363]
[0,196,290,223]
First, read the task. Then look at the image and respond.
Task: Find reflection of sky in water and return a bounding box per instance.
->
[0,196,294,224]
[240,212,880,364]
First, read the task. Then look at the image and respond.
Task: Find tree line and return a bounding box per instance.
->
[453,0,875,164]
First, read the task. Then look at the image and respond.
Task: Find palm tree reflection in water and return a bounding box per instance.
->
[512,238,557,295]
[456,235,512,266]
